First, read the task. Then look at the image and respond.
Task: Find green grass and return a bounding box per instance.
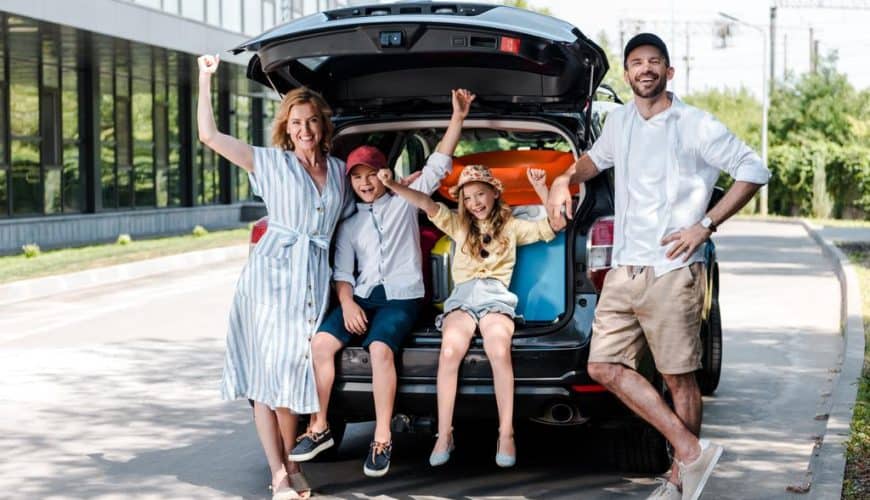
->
[0,227,250,284]
[842,244,870,500]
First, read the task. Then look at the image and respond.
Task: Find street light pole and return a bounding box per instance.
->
[718,12,770,215]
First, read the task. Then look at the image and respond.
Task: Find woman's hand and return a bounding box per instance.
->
[197,54,220,76]
[452,89,476,121]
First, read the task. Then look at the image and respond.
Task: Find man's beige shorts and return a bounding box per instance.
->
[589,263,706,375]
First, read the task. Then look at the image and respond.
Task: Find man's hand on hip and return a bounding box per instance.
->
[662,224,712,261]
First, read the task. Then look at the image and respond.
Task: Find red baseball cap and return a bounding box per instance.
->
[345,145,387,175]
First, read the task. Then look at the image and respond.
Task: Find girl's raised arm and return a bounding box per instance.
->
[197,54,254,172]
[377,169,439,217]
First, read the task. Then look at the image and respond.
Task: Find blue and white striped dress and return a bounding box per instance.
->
[221,147,351,412]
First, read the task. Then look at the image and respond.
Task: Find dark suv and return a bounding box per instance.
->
[236,1,722,473]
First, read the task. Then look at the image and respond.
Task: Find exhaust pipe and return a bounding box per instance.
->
[549,403,575,423]
[530,402,589,426]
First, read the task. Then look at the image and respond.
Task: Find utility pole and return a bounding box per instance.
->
[769,6,777,95]
[809,26,816,72]
[783,33,788,78]
[683,22,691,95]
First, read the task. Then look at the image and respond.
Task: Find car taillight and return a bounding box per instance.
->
[249,217,268,254]
[586,216,614,293]
[499,36,520,54]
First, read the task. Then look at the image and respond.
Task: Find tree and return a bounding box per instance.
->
[766,53,870,218]
[595,31,632,103]
[684,88,762,150]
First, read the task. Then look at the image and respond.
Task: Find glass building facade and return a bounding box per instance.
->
[0,0,351,251]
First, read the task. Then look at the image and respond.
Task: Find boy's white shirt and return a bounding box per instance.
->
[587,93,770,277]
[333,152,452,300]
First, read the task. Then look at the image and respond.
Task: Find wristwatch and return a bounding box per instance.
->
[700,216,717,233]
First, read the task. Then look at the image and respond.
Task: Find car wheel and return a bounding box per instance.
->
[609,419,670,474]
[696,299,722,395]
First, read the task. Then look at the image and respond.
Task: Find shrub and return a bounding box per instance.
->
[192,225,209,237]
[22,243,40,259]
[116,234,133,245]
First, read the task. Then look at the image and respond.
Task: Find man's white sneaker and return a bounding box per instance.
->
[646,478,681,499]
[678,439,723,500]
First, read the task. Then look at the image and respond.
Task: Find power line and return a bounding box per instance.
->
[777,0,870,9]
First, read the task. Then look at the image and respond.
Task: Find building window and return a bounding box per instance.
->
[229,66,258,201]
[115,40,134,209]
[0,16,9,217]
[167,51,182,207]
[154,48,168,207]
[8,16,41,216]
[193,57,220,205]
[206,0,222,25]
[61,27,82,213]
[131,45,155,207]
[243,0,262,35]
[163,0,181,15]
[181,0,206,22]
[134,0,162,9]
[98,36,116,210]
[222,0,242,32]
[263,0,276,29]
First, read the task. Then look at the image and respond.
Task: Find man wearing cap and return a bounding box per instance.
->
[289,89,475,478]
[546,34,769,499]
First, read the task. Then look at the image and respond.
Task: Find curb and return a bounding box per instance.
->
[797,219,865,498]
[0,244,248,307]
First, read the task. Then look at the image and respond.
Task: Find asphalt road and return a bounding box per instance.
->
[0,219,842,499]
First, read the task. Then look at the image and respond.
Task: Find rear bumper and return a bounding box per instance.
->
[329,380,627,423]
[329,343,631,424]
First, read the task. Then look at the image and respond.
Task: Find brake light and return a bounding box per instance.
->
[571,384,607,393]
[249,217,268,254]
[500,36,520,54]
[587,216,614,292]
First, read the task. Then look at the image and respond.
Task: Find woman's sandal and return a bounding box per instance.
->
[289,471,312,499]
[269,475,301,500]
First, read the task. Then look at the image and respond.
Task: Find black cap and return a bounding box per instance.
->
[623,33,670,68]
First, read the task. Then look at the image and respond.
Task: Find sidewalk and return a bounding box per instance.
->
[0,244,247,307]
[790,219,866,499]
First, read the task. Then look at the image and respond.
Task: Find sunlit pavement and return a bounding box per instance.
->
[0,219,842,499]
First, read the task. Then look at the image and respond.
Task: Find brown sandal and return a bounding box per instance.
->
[269,475,301,500]
[289,471,311,499]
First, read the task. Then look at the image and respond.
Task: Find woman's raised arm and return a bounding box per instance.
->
[197,54,255,172]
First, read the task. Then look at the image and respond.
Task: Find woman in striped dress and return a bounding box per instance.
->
[198,54,351,500]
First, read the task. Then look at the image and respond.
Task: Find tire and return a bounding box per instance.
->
[609,420,671,474]
[696,299,722,395]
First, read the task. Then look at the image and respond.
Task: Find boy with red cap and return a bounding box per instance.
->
[289,89,475,477]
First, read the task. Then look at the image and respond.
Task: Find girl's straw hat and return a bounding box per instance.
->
[448,164,503,199]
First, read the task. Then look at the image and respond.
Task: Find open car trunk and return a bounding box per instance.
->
[332,117,582,339]
[231,2,608,115]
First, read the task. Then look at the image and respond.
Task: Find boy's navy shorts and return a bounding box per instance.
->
[318,285,420,353]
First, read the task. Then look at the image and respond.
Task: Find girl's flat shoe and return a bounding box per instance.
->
[495,437,516,468]
[429,436,455,467]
